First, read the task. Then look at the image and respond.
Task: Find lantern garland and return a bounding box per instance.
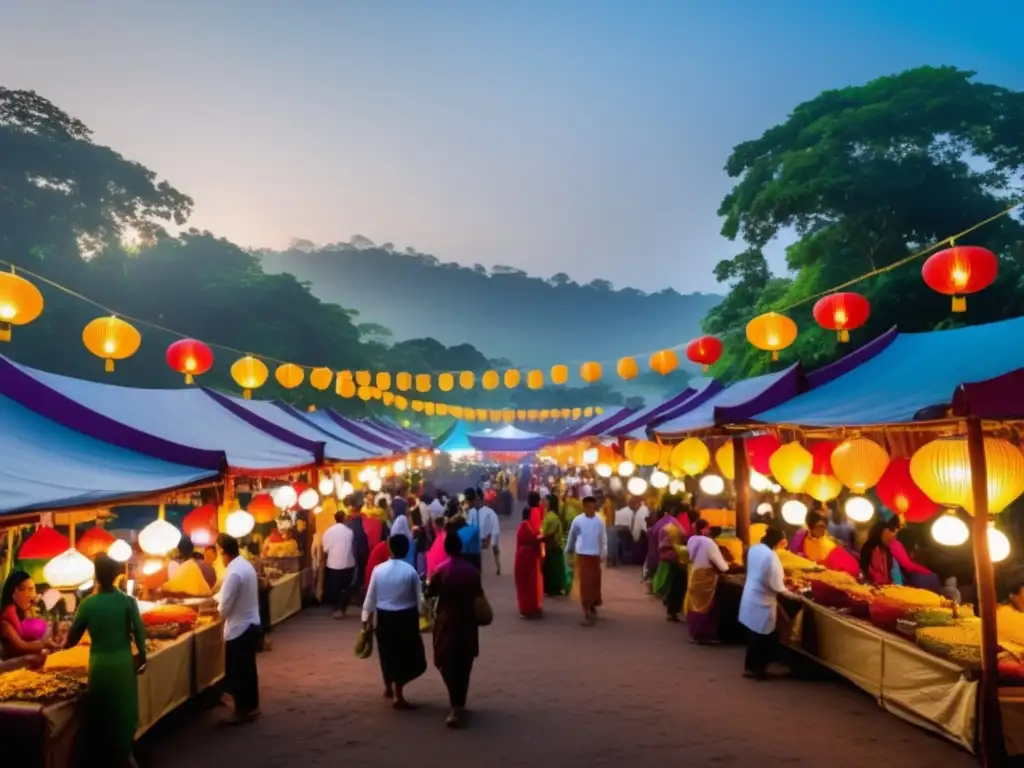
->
[82,315,141,372]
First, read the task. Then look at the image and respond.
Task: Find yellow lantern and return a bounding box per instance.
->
[415,374,431,393]
[769,442,813,493]
[396,372,412,391]
[572,407,582,419]
[356,370,371,387]
[482,370,500,390]
[382,391,395,406]
[81,315,141,372]
[670,437,710,476]
[464,408,476,422]
[275,363,305,389]
[376,372,392,391]
[476,408,487,421]
[550,365,569,385]
[358,386,373,401]
[714,443,735,480]
[910,437,1024,514]
[746,312,798,361]
[488,409,501,422]
[503,409,515,422]
[831,437,890,493]
[540,409,551,420]
[459,371,475,390]
[437,372,455,392]
[504,370,520,388]
[559,408,571,419]
[517,409,527,420]
[804,474,843,503]
[337,377,357,398]
[527,370,544,389]
[617,357,639,380]
[0,270,44,342]
[527,409,539,420]
[436,403,449,416]
[584,407,594,418]
[649,349,679,376]
[412,400,424,412]
[394,395,408,410]
[371,387,382,399]
[423,402,435,416]
[309,367,333,390]
[580,361,602,383]
[450,405,463,418]
[631,440,661,467]
[230,355,269,399]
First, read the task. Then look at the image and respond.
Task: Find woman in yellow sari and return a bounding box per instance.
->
[791,510,836,563]
[684,520,730,641]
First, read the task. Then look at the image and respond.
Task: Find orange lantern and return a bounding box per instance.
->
[309,367,333,391]
[584,407,594,418]
[450,405,464,418]
[875,457,939,523]
[438,372,455,392]
[488,409,501,421]
[922,244,998,313]
[355,371,371,387]
[181,504,218,547]
[580,361,602,383]
[632,440,661,467]
[436,403,449,416]
[482,370,500,390]
[230,355,269,399]
[382,391,395,406]
[76,526,116,559]
[812,292,871,342]
[686,335,722,372]
[275,363,305,389]
[424,403,437,416]
[337,378,357,398]
[517,409,527,420]
[476,408,487,421]
[412,400,424,412]
[572,407,582,419]
[247,493,278,524]
[82,316,141,372]
[358,386,373,401]
[394,396,408,410]
[804,474,843,503]
[376,372,392,391]
[550,365,569,385]
[459,371,475,390]
[0,269,44,342]
[617,357,639,380]
[527,370,544,389]
[746,312,797,360]
[165,339,214,384]
[396,372,412,391]
[503,409,515,422]
[649,349,679,376]
[527,409,539,420]
[504,370,521,388]
[415,374,431,393]
[831,437,890,493]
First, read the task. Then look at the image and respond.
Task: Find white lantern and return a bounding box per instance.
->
[107,539,132,563]
[931,510,969,546]
[313,505,323,516]
[699,474,725,496]
[298,488,320,510]
[781,499,808,526]
[318,477,335,496]
[225,510,255,539]
[368,477,383,492]
[757,502,774,517]
[582,448,599,465]
[44,548,95,589]
[596,463,613,478]
[749,471,772,492]
[339,481,355,497]
[140,558,164,576]
[650,471,670,489]
[394,460,407,475]
[617,461,636,477]
[771,483,782,494]
[380,467,389,478]
[988,523,1011,563]
[423,457,433,468]
[272,485,298,510]
[844,496,875,523]
[627,476,648,496]
[609,476,623,492]
[138,518,181,557]
[358,467,374,483]
[190,528,214,547]
[668,479,685,494]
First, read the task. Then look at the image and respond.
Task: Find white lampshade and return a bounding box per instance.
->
[368,477,383,492]
[931,511,969,546]
[44,548,95,589]
[757,502,774,517]
[107,539,133,563]
[627,476,648,496]
[749,471,772,492]
[617,461,636,477]
[318,477,335,496]
[272,485,298,509]
[339,481,355,497]
[781,499,808,526]
[423,457,433,468]
[582,448,599,465]
[138,518,181,557]
[225,509,255,539]
[988,523,1011,563]
[668,479,685,494]
[394,460,407,475]
[650,470,670,489]
[298,488,320,510]
[358,467,374,483]
[313,505,323,515]
[596,463,613,478]
[699,474,725,496]
[140,558,164,576]
[844,496,875,523]
[190,528,214,547]
[609,476,623,492]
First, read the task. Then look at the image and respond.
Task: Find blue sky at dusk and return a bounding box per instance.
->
[2,0,1021,293]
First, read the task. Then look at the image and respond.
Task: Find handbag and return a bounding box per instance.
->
[473,592,494,627]
[354,626,374,659]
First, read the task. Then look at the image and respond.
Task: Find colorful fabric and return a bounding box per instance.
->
[802,534,836,563]
[429,556,482,668]
[514,521,543,616]
[541,511,567,595]
[365,540,390,587]
[685,566,719,615]
[576,554,602,611]
[652,561,674,597]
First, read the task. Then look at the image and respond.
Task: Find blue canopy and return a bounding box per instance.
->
[437,421,475,453]
[1,394,217,516]
[469,425,550,453]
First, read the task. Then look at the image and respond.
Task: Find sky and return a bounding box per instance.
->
[2,0,1022,293]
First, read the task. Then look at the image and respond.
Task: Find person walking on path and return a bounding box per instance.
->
[321,510,357,619]
[684,519,731,639]
[541,495,568,596]
[739,526,789,680]
[216,533,263,724]
[514,506,544,618]
[565,496,607,626]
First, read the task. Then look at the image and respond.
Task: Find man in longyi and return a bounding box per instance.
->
[564,496,607,626]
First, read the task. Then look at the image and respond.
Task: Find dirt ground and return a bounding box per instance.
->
[139,525,978,768]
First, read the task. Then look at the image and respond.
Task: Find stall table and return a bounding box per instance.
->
[268,571,303,626]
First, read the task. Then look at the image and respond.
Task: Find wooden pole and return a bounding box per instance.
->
[966,417,1004,766]
[732,436,751,549]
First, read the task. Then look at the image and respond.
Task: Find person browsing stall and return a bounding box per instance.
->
[216,533,262,724]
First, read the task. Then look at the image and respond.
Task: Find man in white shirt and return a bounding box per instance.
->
[739,527,789,679]
[631,501,650,542]
[565,496,608,626]
[477,501,501,576]
[216,533,262,724]
[427,494,446,522]
[609,498,639,567]
[321,510,356,619]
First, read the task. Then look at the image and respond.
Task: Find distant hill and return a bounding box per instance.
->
[258,238,722,380]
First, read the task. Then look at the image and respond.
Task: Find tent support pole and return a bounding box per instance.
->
[967,416,1004,767]
[732,436,750,549]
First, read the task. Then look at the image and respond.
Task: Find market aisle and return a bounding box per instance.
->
[141,522,976,768]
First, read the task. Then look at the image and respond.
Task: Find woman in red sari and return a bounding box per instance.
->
[514,503,544,618]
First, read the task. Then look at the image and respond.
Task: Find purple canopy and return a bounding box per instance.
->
[612,379,722,438]
[468,425,550,453]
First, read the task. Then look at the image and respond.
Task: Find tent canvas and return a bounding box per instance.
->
[323,410,405,453]
[287,407,392,457]
[554,407,635,442]
[359,418,423,449]
[437,421,475,453]
[611,379,721,438]
[469,424,550,453]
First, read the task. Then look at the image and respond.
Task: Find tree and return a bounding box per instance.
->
[549,272,574,287]
[709,66,1024,380]
[586,278,614,291]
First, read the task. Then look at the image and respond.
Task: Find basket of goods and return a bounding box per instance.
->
[161,560,213,598]
[916,623,983,669]
[911,607,956,628]
[804,571,860,610]
[876,585,948,608]
[0,670,86,704]
[869,597,912,633]
[142,604,198,635]
[842,584,875,618]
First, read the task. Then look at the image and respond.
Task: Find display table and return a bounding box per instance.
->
[269,572,302,626]
[0,699,78,768]
[191,619,226,693]
[136,631,194,737]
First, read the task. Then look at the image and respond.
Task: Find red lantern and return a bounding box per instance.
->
[921,245,998,313]
[812,292,871,342]
[875,457,939,523]
[685,335,723,372]
[182,504,218,547]
[247,493,278,524]
[76,526,116,559]
[809,441,839,474]
[166,339,214,384]
[745,434,782,476]
[18,526,70,560]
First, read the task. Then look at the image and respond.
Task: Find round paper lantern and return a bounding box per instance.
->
[425,403,437,416]
[670,437,710,476]
[459,371,475,390]
[355,371,372,387]
[932,510,969,546]
[911,436,1024,514]
[922,245,998,312]
[138,518,181,557]
[596,463,613,478]
[44,549,94,589]
[803,474,843,503]
[504,370,521,388]
[357,386,372,401]
[669,479,685,494]
[572,408,582,419]
[527,370,544,389]
[182,504,218,543]
[781,499,808,526]
[875,457,939,523]
[76,526,116,559]
[617,357,639,380]
[844,496,875,523]
[769,442,813,493]
[617,461,635,477]
[225,510,255,539]
[394,395,408,410]
[809,441,839,474]
[579,362,602,383]
[19,526,69,560]
[632,440,662,467]
[649,349,679,376]
[686,335,723,372]
[831,437,889,493]
[482,370,500,390]
[548,365,568,385]
[82,315,141,372]
[0,270,44,342]
[746,312,798,360]
[375,372,392,391]
[382,391,395,406]
[989,524,1011,563]
[368,476,383,492]
[745,434,782,476]
[107,539,132,563]
[581,447,599,465]
[650,470,670,489]
[230,355,269,399]
[584,407,594,418]
[298,488,319,510]
[437,404,449,416]
[436,372,453,392]
[812,292,871,342]
[627,477,648,496]
[166,339,214,384]
[415,374,431,393]
[396,372,413,391]
[306,367,330,391]
[247,492,278,524]
[714,443,735,480]
[338,379,357,398]
[699,474,725,495]
[749,471,773,492]
[275,363,304,389]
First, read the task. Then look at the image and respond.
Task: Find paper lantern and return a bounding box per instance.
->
[382,391,395,405]
[0,270,44,342]
[19,526,69,560]
[450,404,463,418]
[415,374,431,393]
[76,526,116,559]
[225,510,255,539]
[318,476,335,496]
[394,395,409,410]
[230,355,269,399]
[922,245,998,312]
[812,292,870,342]
[459,371,475,390]
[699,474,725,496]
[411,400,424,412]
[627,477,648,496]
[44,549,94,589]
[504,370,520,388]
[275,363,305,389]
[181,504,217,546]
[375,372,392,391]
[669,479,685,494]
[649,349,679,376]
[989,523,1011,563]
[686,336,723,372]
[436,403,448,416]
[714,443,735,480]
[781,499,808,526]
[579,362,602,383]
[337,378,357,398]
[550,365,569,385]
[875,457,939,523]
[480,370,499,390]
[107,539,132,563]
[432,372,452,392]
[425,402,437,416]
[527,370,544,389]
[487,408,500,421]
[298,488,319,510]
[355,371,371,387]
[617,461,635,477]
[769,442,813,492]
[138,518,181,557]
[632,440,662,467]
[809,441,839,474]
[844,496,875,523]
[476,408,488,421]
[82,315,141,372]
[650,471,670,489]
[931,510,969,546]
[617,357,639,380]
[584,407,594,418]
[749,471,773,492]
[396,372,413,391]
[165,339,214,384]
[308,367,332,390]
[581,447,599,465]
[596,463,613,478]
[831,437,889,493]
[745,434,782,476]
[357,386,372,401]
[247,493,278,524]
[803,474,843,503]
[746,312,798,360]
[910,436,1024,514]
[670,437,710,476]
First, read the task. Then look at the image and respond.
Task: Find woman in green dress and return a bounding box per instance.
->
[66,553,147,767]
[541,494,568,596]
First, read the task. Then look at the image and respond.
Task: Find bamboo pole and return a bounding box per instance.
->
[732,436,750,549]
[966,417,1004,766]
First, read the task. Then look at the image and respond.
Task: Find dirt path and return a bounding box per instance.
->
[140,524,977,768]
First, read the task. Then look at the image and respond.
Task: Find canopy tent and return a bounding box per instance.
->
[436,420,475,453]
[609,379,722,438]
[287,407,394,457]
[1,393,218,516]
[552,407,635,443]
[360,418,425,450]
[320,410,406,453]
[367,417,432,448]
[468,424,550,453]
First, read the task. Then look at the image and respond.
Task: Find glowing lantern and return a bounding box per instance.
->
[275,363,305,389]
[338,378,357,398]
[225,510,255,539]
[617,357,639,380]
[368,476,383,492]
[686,335,723,372]
[411,400,424,412]
[931,510,969,546]
[425,402,437,416]
[874,457,938,523]
[550,365,569,385]
[844,496,875,523]
[572,407,582,419]
[617,461,636,477]
[82,315,141,372]
[746,312,798,360]
[714,443,735,480]
[670,437,711,476]
[596,463,613,478]
[396,372,412,391]
[582,447,599,465]
[504,370,520,388]
[781,499,808,526]
[394,396,408,410]
[436,403,448,416]
[769,442,813,493]
[166,339,214,384]
[307,367,331,391]
[989,523,1011,562]
[922,244,998,313]
[354,371,371,387]
[745,434,782,476]
[910,436,1024,514]
[277,484,301,509]
[44,549,95,589]
[809,441,839,474]
[415,374,431,393]
[650,471,670,489]
[669,479,685,494]
[579,362,602,383]
[459,371,475,390]
[298,488,319,510]
[76,526,116,559]
[627,477,648,496]
[374,372,391,391]
[632,440,662,467]
[649,349,679,376]
[182,504,217,545]
[107,539,132,563]
[584,407,594,418]
[749,471,773,492]
[19,526,69,562]
[382,391,395,406]
[527,370,544,389]
[230,355,269,399]
[247,493,278,524]
[831,437,889,493]
[813,292,870,343]
[699,474,725,496]
[481,370,499,390]
[804,474,843,503]
[138,516,181,557]
[432,372,451,392]
[476,408,488,421]
[0,269,44,342]
[357,386,372,401]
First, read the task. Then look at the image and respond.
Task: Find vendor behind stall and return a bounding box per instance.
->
[1,571,57,659]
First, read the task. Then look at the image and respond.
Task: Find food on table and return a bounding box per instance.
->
[911,607,955,627]
[44,645,91,671]
[161,559,213,598]
[264,538,300,558]
[916,623,983,668]
[142,604,198,634]
[0,669,85,704]
[805,570,858,586]
[777,550,820,571]
[876,585,946,607]
[145,622,183,639]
